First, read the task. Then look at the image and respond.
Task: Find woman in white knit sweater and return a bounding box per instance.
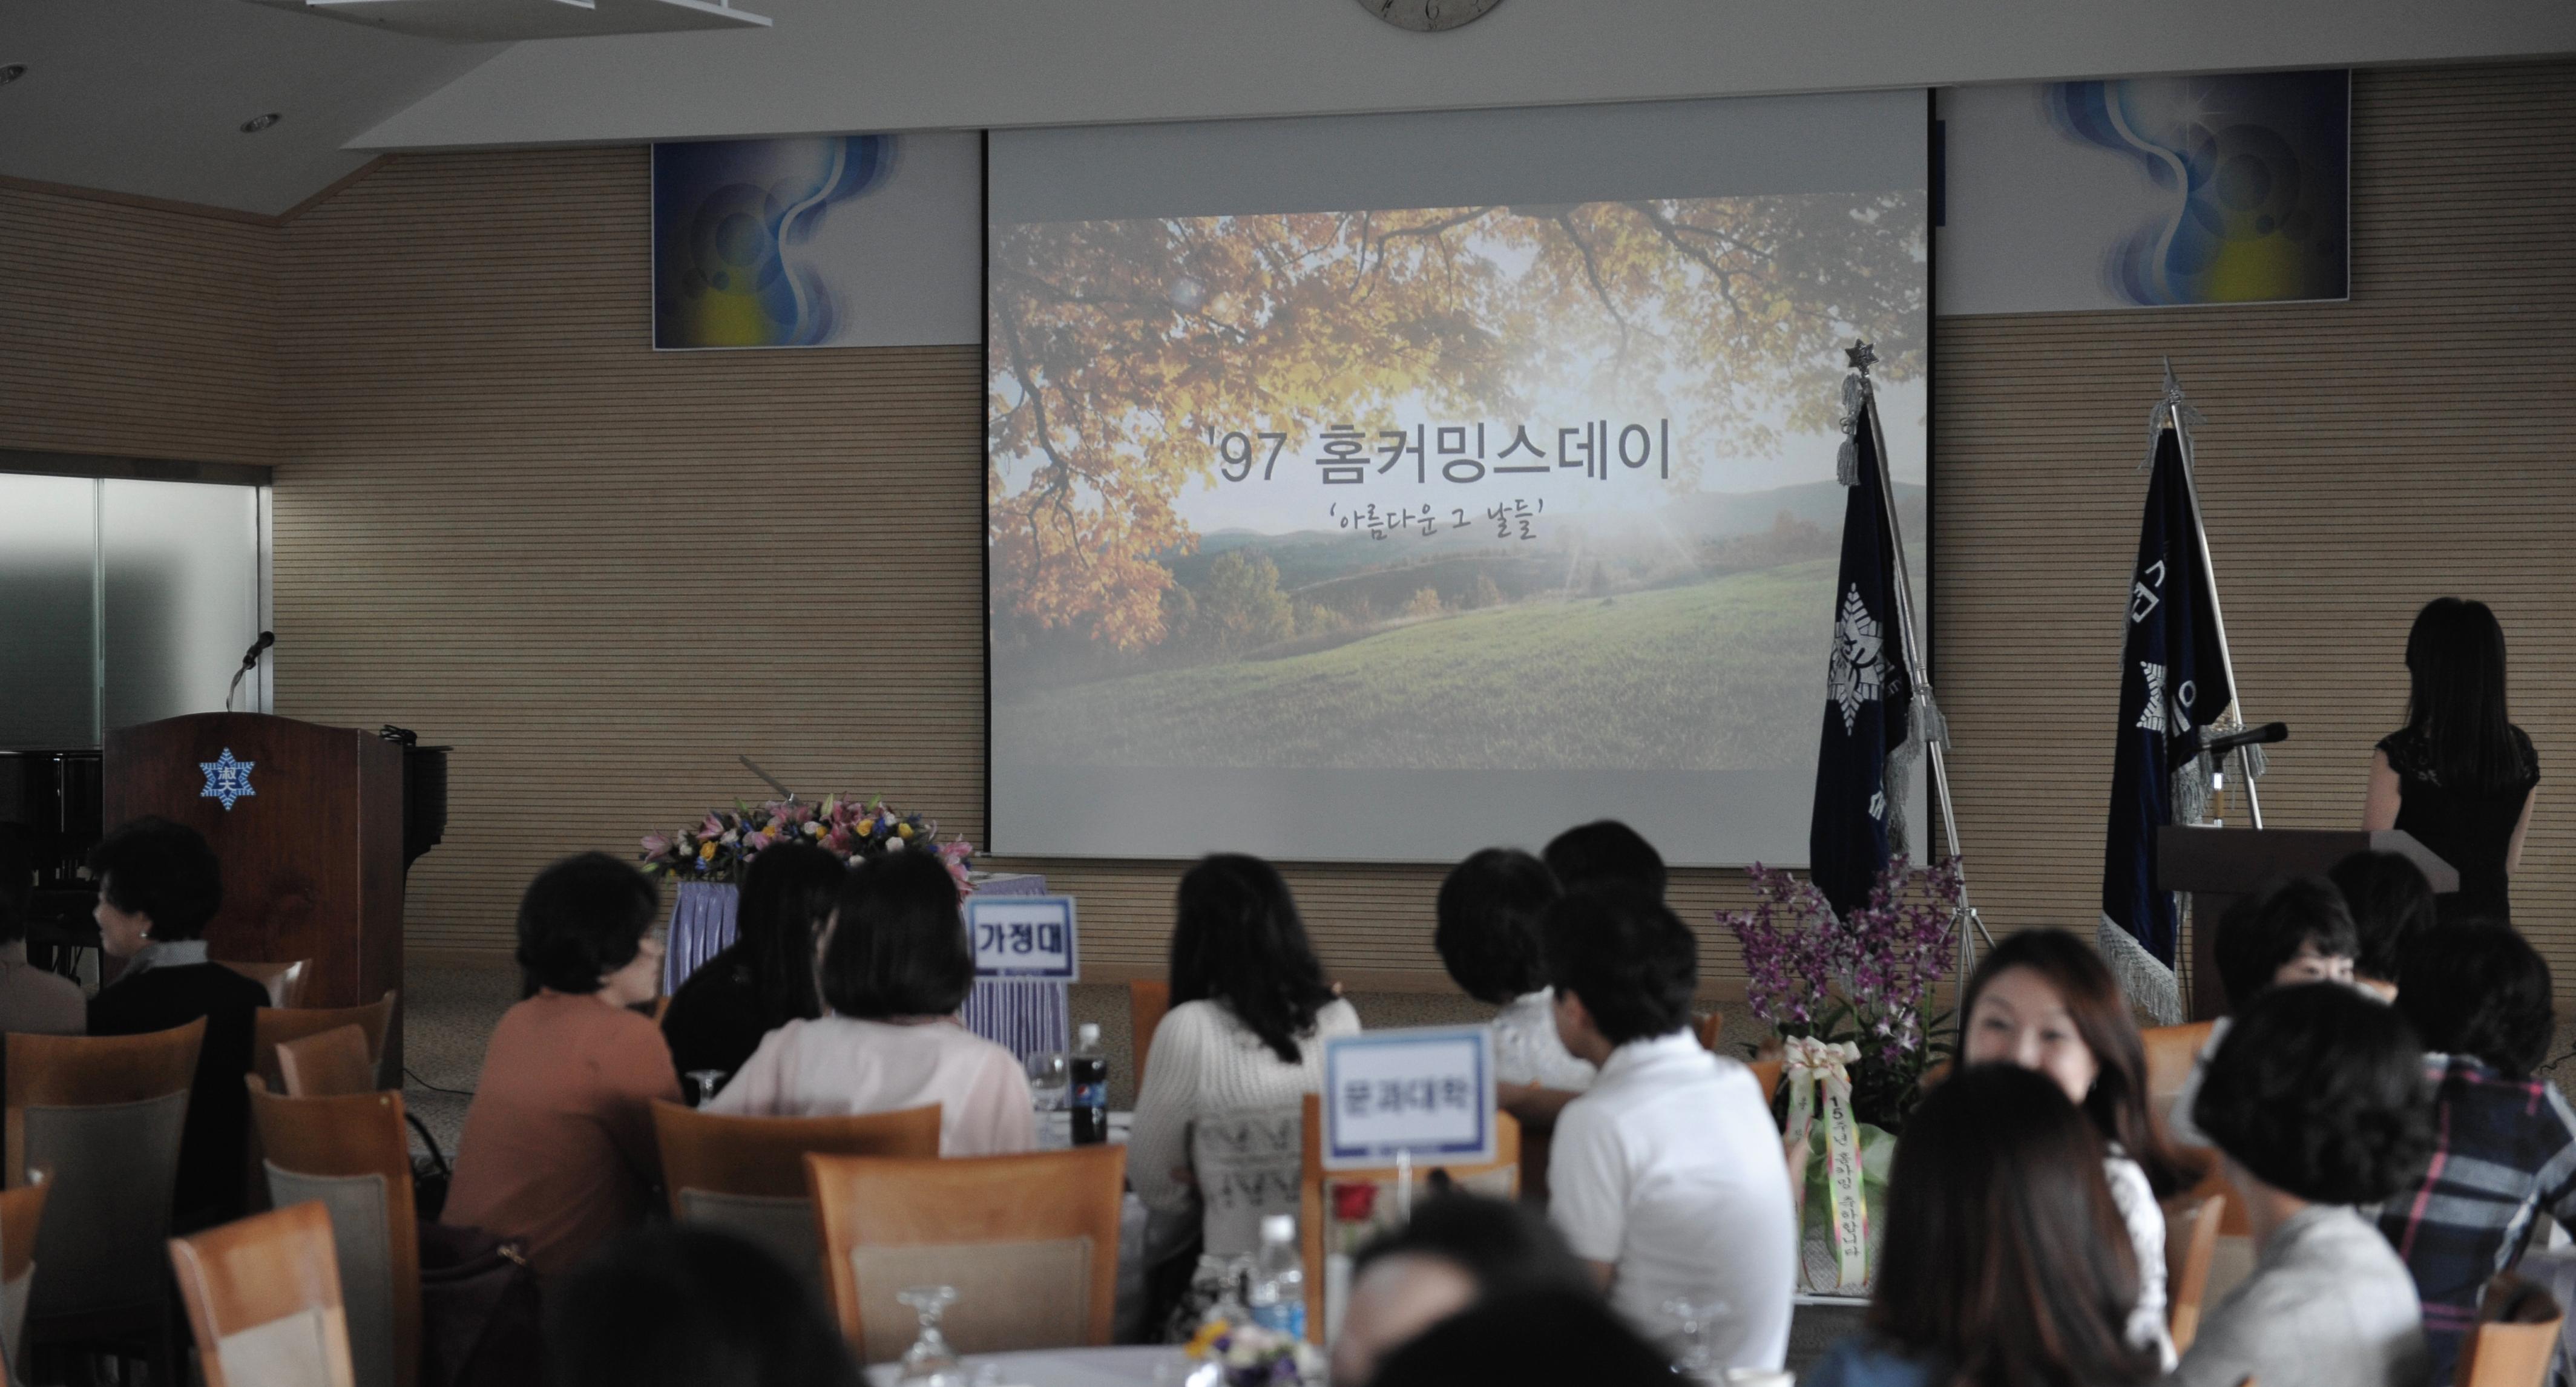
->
[1128,855,1359,1333]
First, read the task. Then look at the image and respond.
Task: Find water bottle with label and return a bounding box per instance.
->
[1246,1213,1306,1339]
[1069,1023,1110,1146]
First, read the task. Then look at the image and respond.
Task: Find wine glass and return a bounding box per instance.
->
[895,1284,964,1386]
[685,1069,729,1107]
[1660,1297,1727,1382]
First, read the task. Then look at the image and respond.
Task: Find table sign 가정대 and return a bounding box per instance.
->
[1320,1025,1496,1171]
[965,893,1079,981]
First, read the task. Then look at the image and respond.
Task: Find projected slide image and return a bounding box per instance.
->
[989,194,1925,779]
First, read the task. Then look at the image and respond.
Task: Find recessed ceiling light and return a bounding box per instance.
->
[240,112,282,134]
[0,65,27,88]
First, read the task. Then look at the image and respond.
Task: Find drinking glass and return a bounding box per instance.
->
[1660,1297,1727,1382]
[895,1284,964,1386]
[1027,1051,1070,1113]
[685,1069,729,1107]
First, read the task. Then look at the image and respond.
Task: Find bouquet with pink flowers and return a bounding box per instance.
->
[638,795,974,891]
[1724,854,1963,1131]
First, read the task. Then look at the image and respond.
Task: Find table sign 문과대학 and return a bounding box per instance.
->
[965,894,1079,981]
[1320,1026,1496,1171]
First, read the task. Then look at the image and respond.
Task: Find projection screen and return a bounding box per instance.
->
[987,91,1928,865]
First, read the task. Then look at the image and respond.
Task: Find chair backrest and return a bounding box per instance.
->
[169,1200,358,1387]
[0,1176,48,1381]
[1692,1011,1725,1052]
[2163,1191,2227,1354]
[806,1145,1125,1364]
[278,1026,379,1100]
[7,1022,202,1319]
[1298,1092,1522,1343]
[2458,1273,2564,1387]
[253,993,399,1094]
[249,1081,421,1387]
[1128,979,1169,1089]
[652,1101,941,1297]
[1747,1058,1782,1106]
[2141,1021,2216,1126]
[218,959,312,1010]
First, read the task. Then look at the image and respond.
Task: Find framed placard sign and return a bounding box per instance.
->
[1320,1025,1496,1170]
[964,894,1078,981]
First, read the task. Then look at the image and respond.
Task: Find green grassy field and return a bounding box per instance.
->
[999,558,1836,771]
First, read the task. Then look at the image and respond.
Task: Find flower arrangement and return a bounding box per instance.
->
[1725,854,1964,1131]
[1182,1317,1324,1386]
[638,795,974,891]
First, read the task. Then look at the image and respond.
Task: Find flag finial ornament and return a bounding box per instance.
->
[2143,356,2210,471]
[1845,340,1878,375]
[1834,343,1877,485]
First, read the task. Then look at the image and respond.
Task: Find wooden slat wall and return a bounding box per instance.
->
[20,59,2576,993]
[1934,63,2576,978]
[0,183,280,464]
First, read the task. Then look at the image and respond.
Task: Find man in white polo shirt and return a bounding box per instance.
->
[1541,886,1796,1369]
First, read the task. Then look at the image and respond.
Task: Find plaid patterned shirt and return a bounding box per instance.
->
[2376,1053,2576,1386]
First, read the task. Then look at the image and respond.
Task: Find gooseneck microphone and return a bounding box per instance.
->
[226,631,275,713]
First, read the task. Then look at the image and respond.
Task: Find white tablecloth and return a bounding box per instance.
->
[863,1345,1188,1387]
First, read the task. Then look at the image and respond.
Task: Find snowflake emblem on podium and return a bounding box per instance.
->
[199,748,257,812]
[1828,584,1883,734]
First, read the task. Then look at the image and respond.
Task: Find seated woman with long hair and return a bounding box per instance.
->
[707,851,1033,1155]
[1956,928,2198,1367]
[1128,854,1358,1330]
[1806,1063,2158,1387]
[660,841,842,1080]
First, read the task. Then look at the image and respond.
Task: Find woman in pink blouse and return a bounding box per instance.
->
[709,851,1033,1155]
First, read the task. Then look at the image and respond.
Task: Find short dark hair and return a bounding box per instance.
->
[1540,888,1695,1046]
[2213,875,2359,1010]
[820,850,971,1019]
[0,822,39,947]
[2329,851,2437,986]
[1540,821,1666,900]
[517,852,660,995]
[1434,849,1559,1006]
[2192,982,2434,1205]
[1169,854,1338,1066]
[546,1225,859,1387]
[88,816,223,941]
[1369,1288,1672,1387]
[1871,1064,2155,1387]
[2397,918,2554,1079]
[1350,1192,1592,1300]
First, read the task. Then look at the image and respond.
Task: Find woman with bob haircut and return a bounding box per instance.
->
[2172,983,2435,1387]
[1806,1063,2157,1387]
[1956,928,2199,1367]
[708,849,1033,1156]
[1434,848,1591,1105]
[2382,920,2576,1385]
[1129,854,1358,1331]
[447,852,680,1275]
[2365,597,2538,920]
[660,841,842,1080]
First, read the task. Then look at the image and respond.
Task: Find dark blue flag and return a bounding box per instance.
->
[1808,392,1913,919]
[2100,424,2235,1022]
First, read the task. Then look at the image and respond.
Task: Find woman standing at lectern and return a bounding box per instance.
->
[2364,598,2538,920]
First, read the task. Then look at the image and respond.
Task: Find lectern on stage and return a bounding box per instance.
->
[2159,825,2457,1020]
[102,713,425,1064]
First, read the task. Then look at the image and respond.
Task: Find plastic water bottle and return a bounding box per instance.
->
[1246,1214,1306,1338]
[1069,1023,1109,1146]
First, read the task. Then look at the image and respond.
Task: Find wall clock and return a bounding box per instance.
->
[1359,0,1502,33]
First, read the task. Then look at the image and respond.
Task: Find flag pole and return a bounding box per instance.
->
[1852,345,1994,969]
[2163,372,2263,828]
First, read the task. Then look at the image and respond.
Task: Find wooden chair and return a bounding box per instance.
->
[806,1145,1126,1365]
[2457,1273,2563,1387]
[1298,1092,1522,1344]
[1692,1011,1725,1052]
[1129,979,1169,1088]
[253,992,399,1093]
[2164,1190,2227,1354]
[2142,1021,2216,1127]
[248,1083,421,1387]
[652,1101,939,1295]
[1747,1058,1782,1106]
[0,1176,48,1383]
[9,1021,203,1382]
[278,1025,380,1099]
[220,959,311,1009]
[169,1200,358,1387]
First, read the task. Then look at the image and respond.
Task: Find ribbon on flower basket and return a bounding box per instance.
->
[1781,1036,1869,1291]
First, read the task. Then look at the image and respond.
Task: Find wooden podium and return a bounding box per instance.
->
[101,713,404,1019]
[2158,825,2457,1020]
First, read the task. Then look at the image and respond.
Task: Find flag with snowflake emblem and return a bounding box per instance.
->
[1808,390,1912,917]
[2101,424,2235,1021]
